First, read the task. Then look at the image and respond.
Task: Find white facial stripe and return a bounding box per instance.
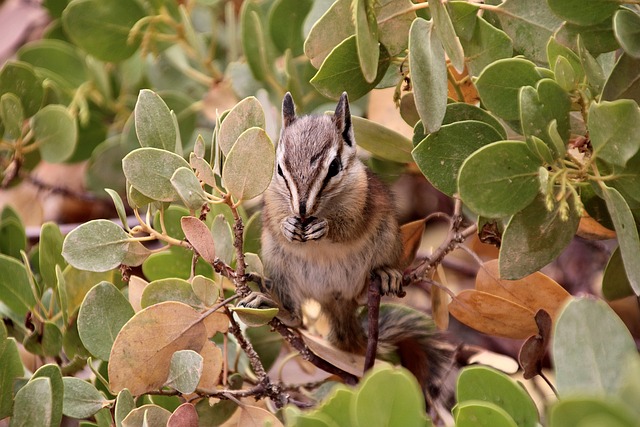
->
[277,151,300,214]
[306,147,341,214]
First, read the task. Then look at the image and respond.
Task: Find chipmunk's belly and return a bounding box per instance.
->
[286,239,370,303]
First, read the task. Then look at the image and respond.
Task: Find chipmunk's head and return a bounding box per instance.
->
[273,92,364,220]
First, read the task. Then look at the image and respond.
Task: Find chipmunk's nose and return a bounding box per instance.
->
[299,200,307,218]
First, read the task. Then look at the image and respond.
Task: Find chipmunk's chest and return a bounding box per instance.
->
[284,239,371,303]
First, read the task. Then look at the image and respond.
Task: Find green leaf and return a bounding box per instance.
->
[547,37,584,84]
[62,0,145,62]
[269,0,312,56]
[443,103,508,139]
[519,81,571,158]
[454,401,518,427]
[240,2,274,82]
[304,0,354,68]
[246,325,283,373]
[17,39,89,90]
[1,93,23,140]
[352,115,413,163]
[456,366,538,427]
[458,141,541,217]
[602,185,640,296]
[602,54,640,103]
[578,37,606,94]
[460,17,513,77]
[500,195,580,279]
[218,97,265,156]
[211,215,234,266]
[62,267,114,320]
[62,377,106,419]
[0,61,43,118]
[78,282,135,361]
[39,222,66,289]
[62,220,130,272]
[602,247,634,301]
[377,0,416,57]
[0,218,26,260]
[222,127,274,201]
[243,212,262,255]
[122,404,171,427]
[141,278,202,308]
[614,8,640,58]
[476,58,542,121]
[354,0,380,83]
[191,275,219,307]
[547,0,620,26]
[165,350,203,394]
[153,205,188,241]
[353,366,430,427]
[0,254,35,316]
[122,147,191,202]
[232,307,279,327]
[557,20,619,56]
[170,167,207,210]
[115,389,135,427]
[553,297,637,396]
[142,246,213,281]
[31,364,63,427]
[135,90,176,152]
[41,322,63,357]
[431,0,465,72]
[413,121,503,196]
[31,104,77,163]
[409,18,447,134]
[589,100,640,167]
[11,377,53,427]
[311,35,390,101]
[549,397,637,427]
[449,1,479,41]
[497,0,563,64]
[0,338,24,419]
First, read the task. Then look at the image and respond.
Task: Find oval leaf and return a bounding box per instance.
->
[122,147,191,202]
[141,278,202,309]
[171,167,207,210]
[181,216,216,264]
[108,301,208,395]
[62,220,130,272]
[12,377,53,427]
[62,377,106,419]
[231,306,279,327]
[218,97,265,156]
[222,127,274,201]
[31,104,77,163]
[458,141,541,217]
[78,281,135,361]
[409,18,447,133]
[166,350,203,394]
[135,89,177,151]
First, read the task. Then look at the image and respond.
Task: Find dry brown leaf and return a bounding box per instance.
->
[476,259,570,319]
[128,275,148,313]
[448,289,538,339]
[447,63,479,104]
[518,309,552,379]
[181,216,216,264]
[576,214,616,240]
[167,403,199,427]
[236,405,284,427]
[400,218,426,268]
[203,311,229,336]
[198,341,223,390]
[109,301,208,395]
[432,264,450,330]
[299,330,368,377]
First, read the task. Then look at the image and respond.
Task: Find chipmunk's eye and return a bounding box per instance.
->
[327,157,341,179]
[277,164,284,178]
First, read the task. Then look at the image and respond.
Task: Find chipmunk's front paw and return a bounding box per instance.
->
[375,266,404,296]
[303,217,327,241]
[238,292,279,310]
[281,216,304,242]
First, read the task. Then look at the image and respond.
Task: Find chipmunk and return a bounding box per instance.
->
[241,92,449,398]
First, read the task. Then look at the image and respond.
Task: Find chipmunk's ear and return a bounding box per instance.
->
[282,92,296,127]
[333,92,353,147]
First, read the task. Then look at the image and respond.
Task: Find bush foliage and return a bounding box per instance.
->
[1,0,640,426]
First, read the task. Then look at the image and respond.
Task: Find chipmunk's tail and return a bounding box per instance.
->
[361,303,452,402]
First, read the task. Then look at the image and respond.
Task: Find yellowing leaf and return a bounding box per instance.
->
[127,275,148,313]
[399,219,426,268]
[202,311,229,336]
[108,302,208,395]
[299,330,367,377]
[237,405,284,427]
[476,259,571,319]
[449,289,537,339]
[197,341,223,390]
